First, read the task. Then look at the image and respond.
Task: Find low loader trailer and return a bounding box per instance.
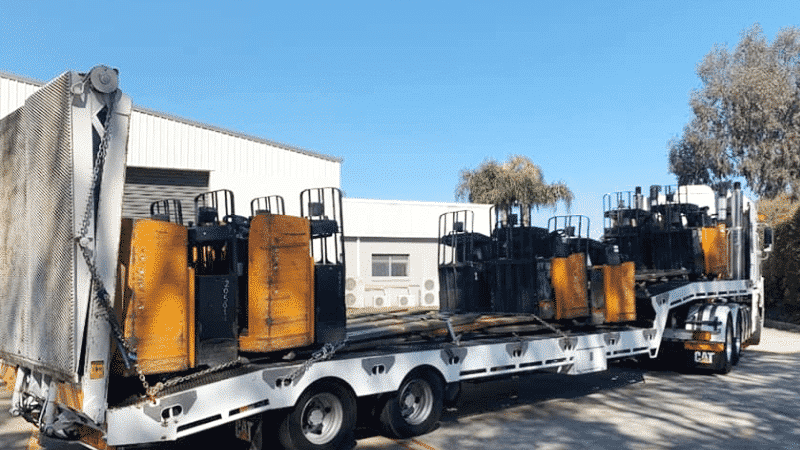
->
[0,68,770,450]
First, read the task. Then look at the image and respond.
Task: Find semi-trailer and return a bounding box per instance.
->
[0,67,770,450]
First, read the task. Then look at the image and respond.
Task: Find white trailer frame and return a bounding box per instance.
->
[103,277,761,447]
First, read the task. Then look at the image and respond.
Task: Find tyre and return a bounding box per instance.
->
[716,316,734,374]
[749,310,763,346]
[732,313,743,366]
[379,370,444,439]
[278,381,357,450]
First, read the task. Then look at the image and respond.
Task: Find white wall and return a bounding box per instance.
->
[344,238,439,308]
[0,74,39,118]
[343,199,492,309]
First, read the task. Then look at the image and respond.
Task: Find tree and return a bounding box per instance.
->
[759,194,800,324]
[669,24,800,198]
[456,155,573,225]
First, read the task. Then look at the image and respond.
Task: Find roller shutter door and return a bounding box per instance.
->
[122,167,210,221]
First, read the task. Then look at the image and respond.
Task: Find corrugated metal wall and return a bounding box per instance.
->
[0,74,41,118]
[122,167,210,220]
[126,109,339,181]
[1,71,342,217]
[126,108,340,215]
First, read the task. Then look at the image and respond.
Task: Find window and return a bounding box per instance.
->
[372,254,409,277]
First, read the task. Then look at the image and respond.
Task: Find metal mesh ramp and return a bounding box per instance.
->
[0,72,77,379]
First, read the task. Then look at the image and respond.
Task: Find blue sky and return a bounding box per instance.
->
[1,1,796,237]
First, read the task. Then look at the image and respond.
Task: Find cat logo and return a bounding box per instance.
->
[694,351,714,364]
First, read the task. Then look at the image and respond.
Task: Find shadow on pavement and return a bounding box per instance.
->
[2,329,798,450]
[407,333,800,450]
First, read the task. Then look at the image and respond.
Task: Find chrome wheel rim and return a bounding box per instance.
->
[399,379,434,426]
[735,319,742,356]
[725,323,733,362]
[301,392,343,444]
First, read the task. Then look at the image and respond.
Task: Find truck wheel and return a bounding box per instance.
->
[716,317,734,374]
[379,370,444,439]
[732,313,743,366]
[749,310,763,346]
[278,381,356,450]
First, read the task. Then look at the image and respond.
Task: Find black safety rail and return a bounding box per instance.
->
[189,189,248,366]
[486,205,552,315]
[603,188,648,234]
[603,185,715,277]
[149,199,184,225]
[438,210,481,266]
[437,210,491,314]
[301,187,347,343]
[547,215,591,258]
[195,189,236,225]
[250,195,285,216]
[301,187,344,264]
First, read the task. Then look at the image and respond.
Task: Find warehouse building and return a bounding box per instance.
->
[1,71,340,219]
[1,69,491,309]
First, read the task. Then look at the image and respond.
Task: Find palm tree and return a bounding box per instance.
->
[456,155,573,226]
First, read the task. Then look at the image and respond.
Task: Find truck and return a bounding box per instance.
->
[0,67,771,450]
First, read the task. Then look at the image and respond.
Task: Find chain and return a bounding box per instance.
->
[73,90,137,358]
[441,311,568,342]
[527,313,569,339]
[287,341,347,382]
[144,359,243,399]
[71,84,154,398]
[72,84,256,403]
[445,317,461,345]
[147,340,346,400]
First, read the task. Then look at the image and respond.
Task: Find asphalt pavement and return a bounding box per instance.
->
[358,326,800,450]
[1,326,798,450]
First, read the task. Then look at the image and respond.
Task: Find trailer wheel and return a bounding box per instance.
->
[278,381,356,450]
[379,370,444,439]
[716,317,734,374]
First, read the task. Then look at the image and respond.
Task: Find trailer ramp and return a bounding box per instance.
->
[0,69,131,386]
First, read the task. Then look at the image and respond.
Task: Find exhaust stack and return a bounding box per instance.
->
[730,182,744,280]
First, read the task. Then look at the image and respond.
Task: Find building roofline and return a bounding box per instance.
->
[0,70,342,164]
[132,106,342,163]
[343,197,492,208]
[0,70,45,86]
